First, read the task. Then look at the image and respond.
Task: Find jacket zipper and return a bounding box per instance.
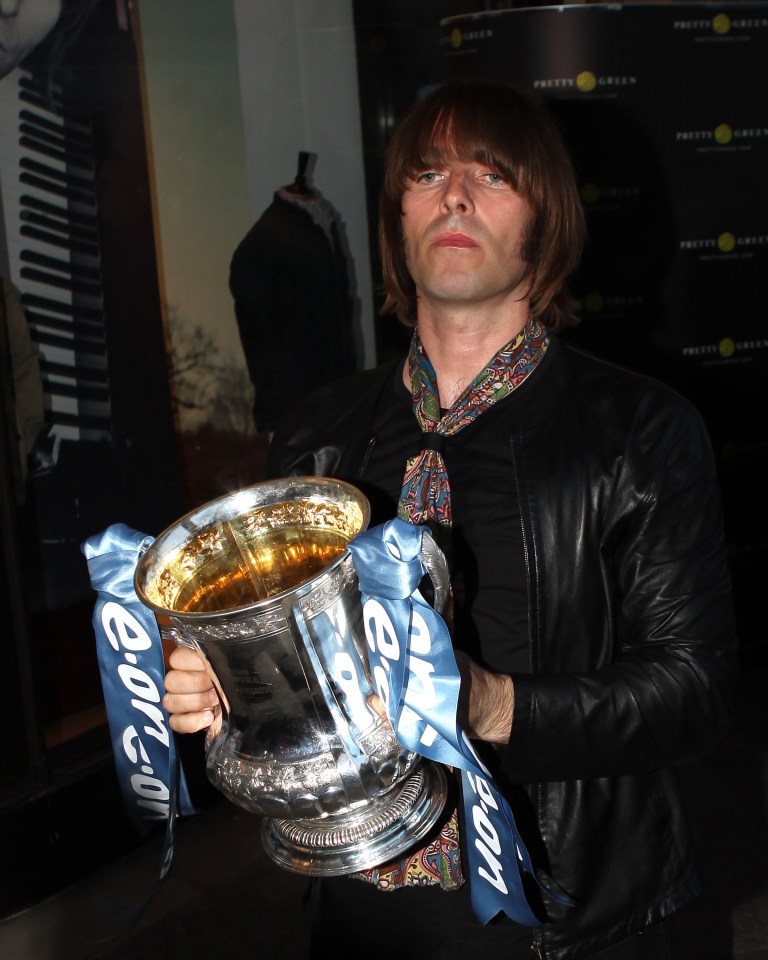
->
[509,430,538,674]
[354,435,377,481]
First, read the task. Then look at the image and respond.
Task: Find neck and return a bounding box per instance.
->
[413,302,530,408]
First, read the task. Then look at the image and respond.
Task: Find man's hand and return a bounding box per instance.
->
[162,645,221,736]
[454,650,514,744]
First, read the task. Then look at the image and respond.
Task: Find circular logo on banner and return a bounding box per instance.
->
[719,338,736,358]
[714,124,733,144]
[581,182,601,204]
[577,70,597,92]
[712,14,731,35]
[451,28,462,48]
[718,232,736,252]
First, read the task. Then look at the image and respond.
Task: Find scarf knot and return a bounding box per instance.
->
[398,318,549,527]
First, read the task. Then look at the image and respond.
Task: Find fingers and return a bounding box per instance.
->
[166,700,220,735]
[163,644,219,733]
[163,662,215,695]
[162,682,219,726]
[167,644,208,672]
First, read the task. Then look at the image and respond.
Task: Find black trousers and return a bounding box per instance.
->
[308,877,672,960]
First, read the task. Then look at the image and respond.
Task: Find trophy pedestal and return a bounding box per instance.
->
[261,761,449,876]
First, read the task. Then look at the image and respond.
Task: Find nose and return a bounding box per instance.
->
[440,171,474,215]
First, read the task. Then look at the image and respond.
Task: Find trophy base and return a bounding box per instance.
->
[261,761,449,876]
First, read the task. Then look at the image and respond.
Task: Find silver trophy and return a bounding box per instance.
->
[134,476,449,876]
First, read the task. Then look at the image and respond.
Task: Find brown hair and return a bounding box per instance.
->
[379,80,586,330]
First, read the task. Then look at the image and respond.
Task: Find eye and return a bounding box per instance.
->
[483,171,506,185]
[413,171,442,185]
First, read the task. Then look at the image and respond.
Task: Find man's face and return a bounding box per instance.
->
[0,0,62,81]
[400,158,534,317]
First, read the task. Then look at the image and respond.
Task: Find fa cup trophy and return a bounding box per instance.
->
[134,476,449,876]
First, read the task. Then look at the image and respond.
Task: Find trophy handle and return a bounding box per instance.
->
[419,528,450,615]
[160,625,231,717]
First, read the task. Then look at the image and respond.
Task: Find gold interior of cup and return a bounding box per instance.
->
[143,495,365,614]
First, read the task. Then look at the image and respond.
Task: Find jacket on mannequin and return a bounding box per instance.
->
[229,160,356,433]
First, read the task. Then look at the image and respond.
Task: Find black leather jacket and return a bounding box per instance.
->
[266,337,737,959]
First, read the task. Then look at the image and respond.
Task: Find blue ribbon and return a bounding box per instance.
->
[348,517,570,926]
[82,523,196,883]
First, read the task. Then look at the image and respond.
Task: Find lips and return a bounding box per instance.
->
[432,233,478,248]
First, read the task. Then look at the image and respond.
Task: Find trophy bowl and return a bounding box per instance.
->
[134,476,449,876]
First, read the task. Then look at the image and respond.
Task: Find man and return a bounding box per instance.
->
[163,81,736,959]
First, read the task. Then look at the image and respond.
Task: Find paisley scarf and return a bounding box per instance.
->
[399,318,549,527]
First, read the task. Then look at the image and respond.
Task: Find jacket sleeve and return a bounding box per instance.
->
[265,359,401,482]
[503,392,738,783]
